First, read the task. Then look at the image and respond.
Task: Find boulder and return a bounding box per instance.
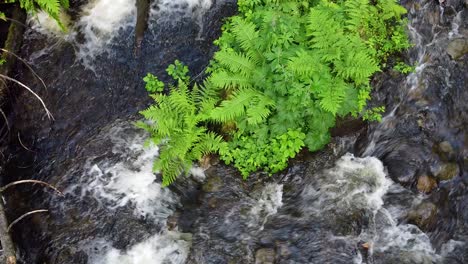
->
[447,38,468,60]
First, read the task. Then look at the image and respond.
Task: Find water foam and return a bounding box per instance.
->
[88,231,191,264]
[77,129,175,220]
[27,0,215,67]
[67,125,192,264]
[248,183,283,229]
[76,0,136,64]
[302,154,392,215]
[301,154,461,262]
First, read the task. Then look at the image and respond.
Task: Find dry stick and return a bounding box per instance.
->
[4,18,27,28]
[0,198,16,264]
[0,108,9,131]
[17,132,35,153]
[7,209,48,232]
[0,74,54,120]
[0,49,48,92]
[0,180,63,196]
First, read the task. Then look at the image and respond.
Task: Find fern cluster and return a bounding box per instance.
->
[137,61,224,186]
[140,0,410,185]
[2,0,69,30]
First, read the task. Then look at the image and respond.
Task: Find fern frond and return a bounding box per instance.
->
[231,17,263,63]
[209,70,252,90]
[214,50,256,76]
[210,89,260,123]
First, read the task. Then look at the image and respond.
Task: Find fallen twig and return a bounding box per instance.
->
[7,209,48,232]
[0,74,54,120]
[0,180,63,196]
[0,48,48,92]
[17,132,35,152]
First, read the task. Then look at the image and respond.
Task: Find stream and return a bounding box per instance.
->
[1,0,467,263]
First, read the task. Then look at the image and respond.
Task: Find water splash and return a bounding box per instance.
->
[300,154,461,262]
[71,127,175,220]
[76,0,137,64]
[27,0,216,67]
[248,183,283,230]
[302,154,392,215]
[87,231,191,264]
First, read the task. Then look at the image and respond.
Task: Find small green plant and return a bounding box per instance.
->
[143,73,164,93]
[137,61,224,186]
[393,62,415,74]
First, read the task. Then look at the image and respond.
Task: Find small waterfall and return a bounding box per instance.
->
[26,0,216,67]
[298,154,462,263]
[62,124,191,264]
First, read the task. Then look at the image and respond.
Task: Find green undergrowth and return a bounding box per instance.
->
[139,0,411,186]
[1,0,69,30]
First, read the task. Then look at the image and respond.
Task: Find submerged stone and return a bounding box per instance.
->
[407,202,438,230]
[435,163,459,181]
[202,175,223,192]
[446,38,468,60]
[417,175,438,193]
[255,248,275,264]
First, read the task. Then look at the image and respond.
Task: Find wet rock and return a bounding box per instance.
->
[276,242,291,258]
[167,211,180,230]
[434,141,456,161]
[417,175,438,193]
[446,38,468,60]
[255,248,275,264]
[202,175,223,192]
[435,163,459,181]
[407,202,438,230]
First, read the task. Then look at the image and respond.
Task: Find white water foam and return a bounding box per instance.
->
[302,154,392,215]
[76,129,176,220]
[88,230,191,264]
[248,183,283,230]
[27,10,72,38]
[27,0,215,67]
[76,0,136,65]
[302,154,462,262]
[64,125,193,264]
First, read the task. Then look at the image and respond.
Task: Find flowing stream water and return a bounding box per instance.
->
[1,0,467,263]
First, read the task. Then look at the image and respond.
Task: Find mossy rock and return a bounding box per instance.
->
[435,163,459,181]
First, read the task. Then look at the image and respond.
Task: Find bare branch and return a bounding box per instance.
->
[0,180,63,196]
[0,48,48,92]
[0,108,9,131]
[17,132,35,152]
[0,74,54,120]
[4,17,27,27]
[7,209,48,232]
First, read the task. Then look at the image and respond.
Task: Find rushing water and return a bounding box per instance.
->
[1,0,467,263]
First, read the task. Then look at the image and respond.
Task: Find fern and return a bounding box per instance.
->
[6,0,70,30]
[140,0,410,184]
[138,61,224,186]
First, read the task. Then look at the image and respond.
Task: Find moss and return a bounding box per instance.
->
[0,5,26,101]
